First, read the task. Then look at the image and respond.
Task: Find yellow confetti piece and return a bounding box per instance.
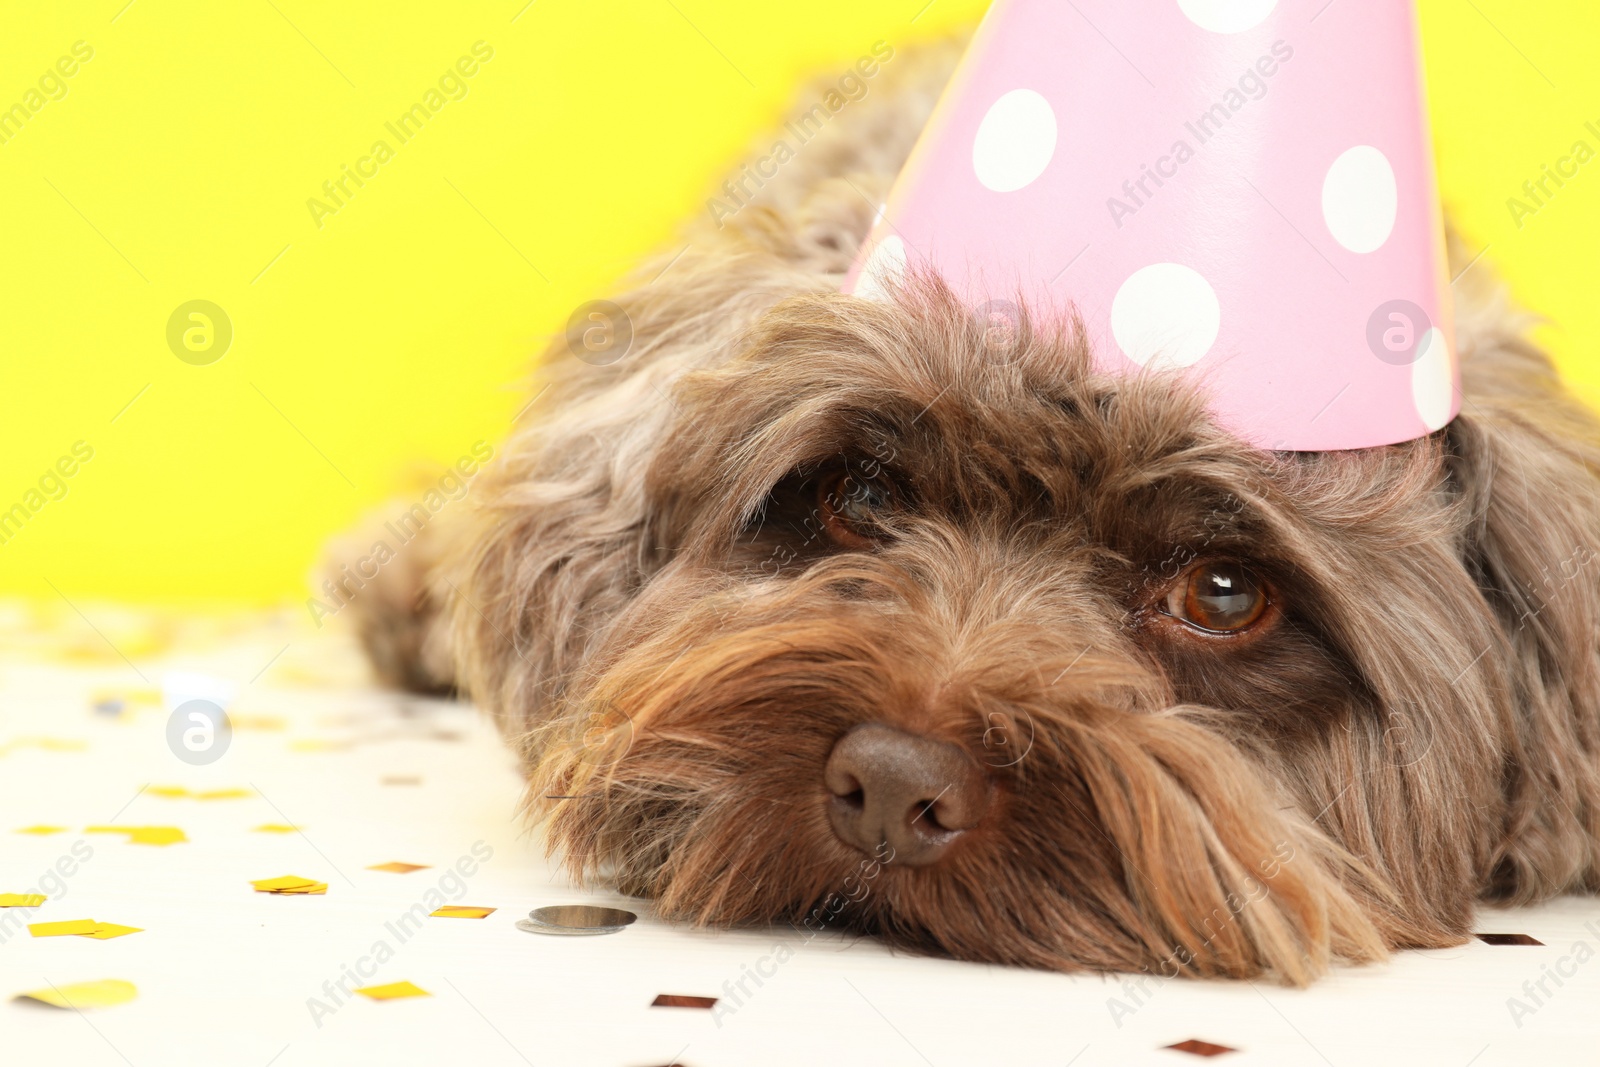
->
[196,788,251,800]
[354,981,430,1001]
[430,906,496,919]
[13,979,138,1010]
[30,919,99,937]
[15,825,67,836]
[231,714,287,731]
[0,737,88,758]
[368,862,430,874]
[146,786,190,798]
[252,824,299,834]
[251,875,328,894]
[289,738,342,752]
[0,894,46,908]
[78,923,143,940]
[85,825,189,847]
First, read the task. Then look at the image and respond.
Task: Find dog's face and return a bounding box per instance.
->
[465,281,1595,984]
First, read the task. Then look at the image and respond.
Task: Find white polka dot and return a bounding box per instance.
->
[855,235,906,302]
[1322,146,1399,254]
[972,89,1057,192]
[1412,327,1454,430]
[1110,263,1222,369]
[1177,0,1278,33]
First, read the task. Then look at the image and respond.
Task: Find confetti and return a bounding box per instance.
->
[354,981,430,1001]
[0,737,87,758]
[1165,1039,1237,1058]
[368,862,430,874]
[0,894,47,908]
[251,875,328,895]
[14,826,66,836]
[290,739,342,752]
[86,825,189,846]
[651,994,717,1010]
[147,785,190,798]
[252,824,299,834]
[13,979,138,1010]
[78,923,143,940]
[145,786,250,801]
[30,919,101,937]
[231,714,287,731]
[430,906,495,919]
[381,776,421,786]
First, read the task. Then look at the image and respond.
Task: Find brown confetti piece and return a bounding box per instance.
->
[1477,933,1544,946]
[1165,1039,1237,1057]
[382,776,421,786]
[354,981,430,1001]
[651,994,718,1010]
[430,906,495,918]
[368,862,430,874]
[13,979,137,1010]
[14,825,66,836]
[252,824,299,833]
[0,894,46,908]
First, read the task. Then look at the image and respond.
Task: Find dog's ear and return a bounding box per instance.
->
[1445,311,1600,901]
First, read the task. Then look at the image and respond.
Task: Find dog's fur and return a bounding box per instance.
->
[344,42,1600,984]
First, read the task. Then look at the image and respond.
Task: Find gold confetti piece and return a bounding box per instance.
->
[231,714,287,731]
[430,906,496,919]
[196,788,251,800]
[85,825,188,846]
[14,825,66,835]
[368,862,430,874]
[30,919,100,937]
[273,885,328,895]
[354,981,430,1001]
[252,824,299,834]
[146,785,190,798]
[13,979,138,1010]
[251,875,320,891]
[78,923,142,940]
[0,894,46,907]
[0,737,88,758]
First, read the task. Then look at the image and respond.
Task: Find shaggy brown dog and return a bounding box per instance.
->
[344,42,1600,984]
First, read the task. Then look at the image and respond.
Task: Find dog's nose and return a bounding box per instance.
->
[823,723,990,867]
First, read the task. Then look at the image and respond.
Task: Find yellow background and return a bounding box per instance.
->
[0,0,1595,604]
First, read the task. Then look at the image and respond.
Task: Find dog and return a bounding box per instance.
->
[339,40,1600,985]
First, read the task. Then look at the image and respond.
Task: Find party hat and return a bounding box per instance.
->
[845,0,1456,451]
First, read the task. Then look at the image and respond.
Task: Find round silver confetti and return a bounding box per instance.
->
[517,905,637,936]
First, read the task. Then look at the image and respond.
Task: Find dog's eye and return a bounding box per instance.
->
[818,470,894,549]
[1164,562,1268,634]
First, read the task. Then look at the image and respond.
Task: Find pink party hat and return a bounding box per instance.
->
[845,0,1457,451]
